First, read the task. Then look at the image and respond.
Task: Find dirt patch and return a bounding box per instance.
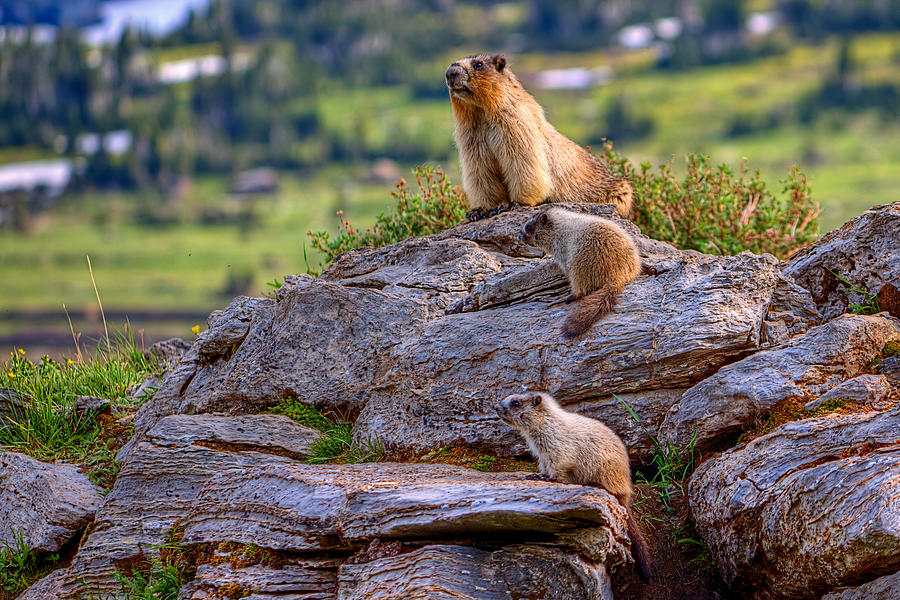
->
[402,445,538,473]
[611,484,728,600]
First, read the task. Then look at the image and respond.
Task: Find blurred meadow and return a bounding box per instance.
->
[1,0,899,356]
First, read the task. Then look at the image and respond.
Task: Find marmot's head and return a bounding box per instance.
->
[445,54,510,109]
[521,210,554,249]
[496,391,550,430]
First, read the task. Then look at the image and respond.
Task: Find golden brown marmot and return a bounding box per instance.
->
[521,207,640,338]
[445,54,633,221]
[496,391,653,580]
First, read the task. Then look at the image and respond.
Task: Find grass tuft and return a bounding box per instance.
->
[616,396,700,510]
[0,531,60,600]
[268,399,383,464]
[831,271,881,314]
[0,326,160,488]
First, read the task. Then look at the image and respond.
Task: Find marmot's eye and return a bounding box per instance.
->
[474,61,484,70]
[511,400,520,408]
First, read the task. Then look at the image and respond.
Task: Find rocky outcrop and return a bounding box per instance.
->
[20,414,320,599]
[689,407,900,599]
[0,452,102,553]
[18,201,900,600]
[783,203,900,320]
[124,203,820,463]
[663,313,900,451]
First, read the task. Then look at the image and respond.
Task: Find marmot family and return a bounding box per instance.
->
[445,54,633,221]
[521,207,640,339]
[496,391,653,580]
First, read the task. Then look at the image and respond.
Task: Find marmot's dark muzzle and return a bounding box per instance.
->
[445,63,466,86]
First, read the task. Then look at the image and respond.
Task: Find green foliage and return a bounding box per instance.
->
[676,536,713,565]
[308,165,467,264]
[0,328,158,465]
[0,532,59,600]
[107,561,182,600]
[470,455,498,472]
[617,396,700,510]
[882,341,900,359]
[831,271,881,314]
[601,142,820,259]
[268,399,383,464]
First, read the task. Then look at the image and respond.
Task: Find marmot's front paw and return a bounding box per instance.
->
[487,202,515,217]
[564,294,580,304]
[466,208,490,222]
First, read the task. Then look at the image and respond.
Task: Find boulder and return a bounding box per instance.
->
[147,337,192,369]
[0,452,102,553]
[689,407,900,599]
[804,374,891,411]
[821,571,900,600]
[20,413,320,599]
[877,356,900,387]
[662,313,900,451]
[783,202,900,321]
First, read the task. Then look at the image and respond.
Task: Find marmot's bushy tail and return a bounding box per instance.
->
[561,287,618,339]
[628,512,654,581]
[610,178,633,219]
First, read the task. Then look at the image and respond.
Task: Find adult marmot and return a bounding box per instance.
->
[521,207,640,339]
[496,391,653,580]
[445,54,633,221]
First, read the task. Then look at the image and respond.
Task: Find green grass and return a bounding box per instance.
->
[268,399,383,464]
[617,396,700,510]
[0,328,159,486]
[0,532,60,600]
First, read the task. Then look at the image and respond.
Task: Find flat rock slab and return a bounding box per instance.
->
[663,313,900,451]
[181,462,630,566]
[20,413,317,599]
[805,374,892,411]
[179,560,341,600]
[689,407,900,599]
[821,571,900,600]
[0,452,102,553]
[337,544,613,600]
[783,202,900,320]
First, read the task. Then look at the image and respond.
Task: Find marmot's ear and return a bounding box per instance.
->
[492,54,507,72]
[531,394,542,407]
[538,212,548,226]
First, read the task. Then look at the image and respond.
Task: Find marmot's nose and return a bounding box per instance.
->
[446,63,464,83]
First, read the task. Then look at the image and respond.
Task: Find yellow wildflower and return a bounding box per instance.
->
[17,348,25,355]
[192,325,201,335]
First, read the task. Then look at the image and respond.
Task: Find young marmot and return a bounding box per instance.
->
[445,54,633,221]
[497,391,653,581]
[521,207,640,339]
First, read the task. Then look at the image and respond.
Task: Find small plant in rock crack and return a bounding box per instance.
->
[831,271,881,315]
[0,531,59,600]
[616,396,700,510]
[268,399,384,464]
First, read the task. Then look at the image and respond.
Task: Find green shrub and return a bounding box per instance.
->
[308,164,467,263]
[600,141,820,258]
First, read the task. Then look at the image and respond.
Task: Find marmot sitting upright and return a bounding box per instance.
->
[521,207,640,339]
[496,391,653,581]
[445,54,633,221]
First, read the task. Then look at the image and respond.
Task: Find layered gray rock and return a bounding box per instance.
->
[804,374,892,411]
[20,413,319,599]
[0,386,28,431]
[0,452,102,553]
[178,560,341,600]
[783,202,900,320]
[337,544,613,600]
[690,407,900,599]
[181,463,630,565]
[821,571,900,600]
[663,313,900,450]
[123,203,819,462]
